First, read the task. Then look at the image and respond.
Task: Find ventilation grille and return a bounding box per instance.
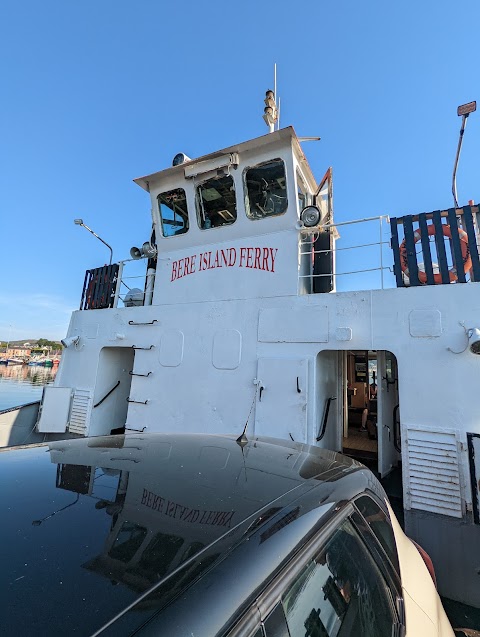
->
[68,389,92,435]
[405,426,462,518]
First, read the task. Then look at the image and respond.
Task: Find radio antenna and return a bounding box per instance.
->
[274,63,281,130]
[263,64,279,133]
[236,381,261,446]
[274,63,277,129]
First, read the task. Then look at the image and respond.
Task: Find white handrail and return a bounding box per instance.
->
[299,215,393,290]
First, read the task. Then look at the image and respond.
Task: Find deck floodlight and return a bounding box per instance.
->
[457,101,476,116]
[452,101,476,208]
[265,89,275,101]
[172,153,192,167]
[74,218,113,264]
[468,328,480,355]
[300,205,321,227]
[263,106,275,124]
[449,325,480,355]
[61,335,80,348]
[263,89,278,132]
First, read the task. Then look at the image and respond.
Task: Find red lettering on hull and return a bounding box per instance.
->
[141,488,234,527]
[171,247,278,281]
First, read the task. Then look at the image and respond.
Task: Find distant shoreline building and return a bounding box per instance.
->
[6,345,32,359]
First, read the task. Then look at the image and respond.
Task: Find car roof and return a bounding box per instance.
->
[0,433,381,636]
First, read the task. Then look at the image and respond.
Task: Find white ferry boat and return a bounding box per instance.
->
[1,94,479,609]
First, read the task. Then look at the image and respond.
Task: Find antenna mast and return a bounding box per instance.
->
[263,64,279,133]
[274,62,281,130]
[274,63,277,129]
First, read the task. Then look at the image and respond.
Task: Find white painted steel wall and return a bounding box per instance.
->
[57,280,480,519]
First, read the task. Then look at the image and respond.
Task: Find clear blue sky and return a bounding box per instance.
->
[1,0,478,340]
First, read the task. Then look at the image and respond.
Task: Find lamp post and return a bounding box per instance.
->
[452,101,476,209]
[74,218,113,265]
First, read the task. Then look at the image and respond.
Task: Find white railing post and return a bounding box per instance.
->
[144,268,155,306]
[379,216,384,289]
[113,261,124,308]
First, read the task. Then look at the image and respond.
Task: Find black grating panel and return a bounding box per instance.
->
[80,264,120,310]
[390,206,480,287]
[417,213,435,285]
[462,206,480,281]
[402,215,420,286]
[446,207,467,283]
[390,218,404,287]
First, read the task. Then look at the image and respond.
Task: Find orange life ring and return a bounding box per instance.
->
[400,223,471,284]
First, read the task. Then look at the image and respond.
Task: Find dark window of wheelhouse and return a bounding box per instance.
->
[158,188,189,237]
[108,522,148,562]
[196,174,237,229]
[245,159,288,220]
[138,532,184,580]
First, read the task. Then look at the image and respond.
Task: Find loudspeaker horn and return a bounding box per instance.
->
[130,246,142,259]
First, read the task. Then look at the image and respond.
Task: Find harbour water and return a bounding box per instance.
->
[0,364,57,411]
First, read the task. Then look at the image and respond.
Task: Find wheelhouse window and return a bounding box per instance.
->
[196,174,237,229]
[316,168,333,222]
[138,532,184,580]
[108,522,147,562]
[158,188,189,237]
[245,158,288,220]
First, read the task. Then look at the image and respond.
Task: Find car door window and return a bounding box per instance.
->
[223,613,266,637]
[279,520,397,637]
[263,604,289,637]
[355,496,400,574]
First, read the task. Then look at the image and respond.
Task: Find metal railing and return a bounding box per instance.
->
[299,215,393,291]
[299,206,480,292]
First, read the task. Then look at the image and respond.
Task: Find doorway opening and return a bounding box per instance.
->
[316,348,403,513]
[342,350,401,486]
[343,350,379,467]
[89,347,135,437]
